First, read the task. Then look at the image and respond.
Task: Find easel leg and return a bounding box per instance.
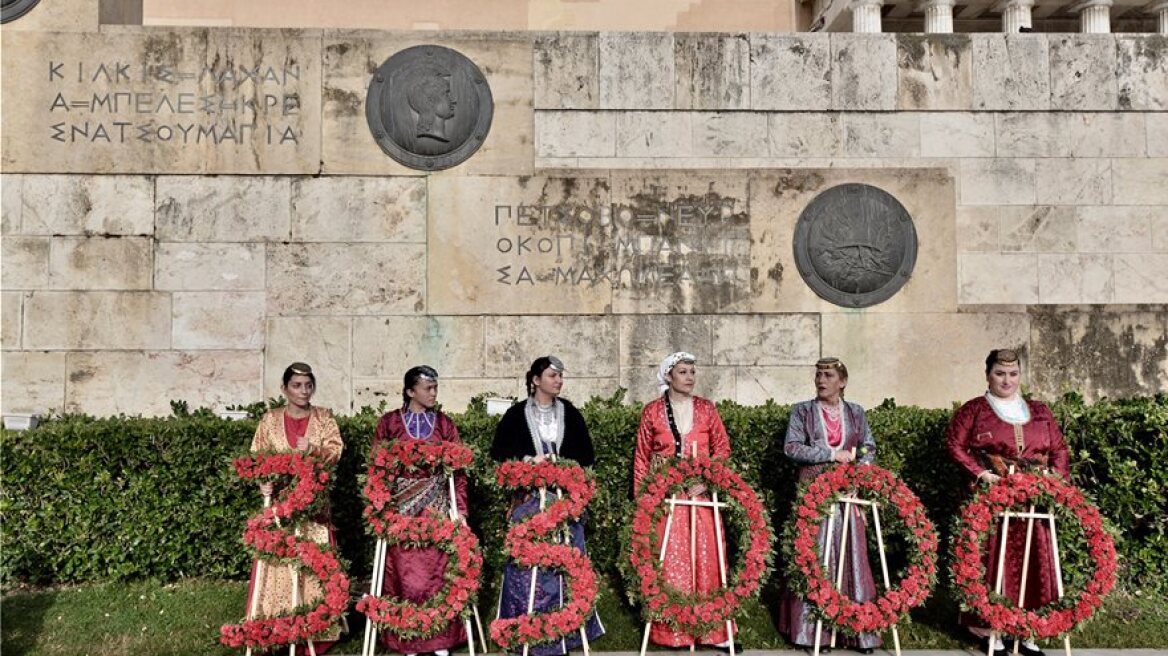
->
[639,495,678,656]
[1047,512,1071,656]
[990,510,1013,656]
[689,492,697,655]
[711,492,735,656]
[830,500,853,649]
[1014,506,1038,656]
[813,504,838,656]
[362,538,387,656]
[870,505,901,656]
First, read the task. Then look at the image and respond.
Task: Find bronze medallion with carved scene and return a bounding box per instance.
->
[793,183,917,308]
[1,0,41,22]
[366,45,493,171]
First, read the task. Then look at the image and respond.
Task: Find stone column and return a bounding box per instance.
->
[1154,0,1168,33]
[922,0,956,32]
[997,0,1034,32]
[850,0,884,32]
[1073,0,1112,32]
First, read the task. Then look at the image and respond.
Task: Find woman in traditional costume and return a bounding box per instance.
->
[947,349,1070,656]
[373,365,468,656]
[631,352,736,651]
[247,362,345,653]
[778,357,879,654]
[490,355,605,656]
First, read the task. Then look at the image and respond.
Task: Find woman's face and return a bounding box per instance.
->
[815,368,846,401]
[987,362,1022,399]
[407,379,439,410]
[532,367,563,398]
[282,374,315,408]
[667,362,696,395]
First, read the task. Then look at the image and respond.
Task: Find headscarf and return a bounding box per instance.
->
[657,351,697,394]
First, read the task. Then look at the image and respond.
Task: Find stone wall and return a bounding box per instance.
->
[1,25,1165,416]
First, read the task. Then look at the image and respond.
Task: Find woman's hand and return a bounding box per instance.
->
[296,434,309,451]
[833,450,855,464]
[687,483,707,497]
[978,470,1002,485]
[259,482,274,497]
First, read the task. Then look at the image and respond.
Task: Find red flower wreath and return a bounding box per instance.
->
[783,463,938,636]
[489,459,600,649]
[220,452,351,650]
[356,439,483,640]
[623,457,774,637]
[952,472,1117,639]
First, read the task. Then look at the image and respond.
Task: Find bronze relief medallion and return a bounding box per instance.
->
[2,0,41,23]
[366,45,494,171]
[793,183,918,308]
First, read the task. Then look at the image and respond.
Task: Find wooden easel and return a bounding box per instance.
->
[812,449,901,656]
[362,476,488,656]
[637,444,736,656]
[987,467,1072,656]
[245,493,319,656]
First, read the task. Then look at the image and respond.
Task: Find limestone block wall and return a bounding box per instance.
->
[1,26,1165,417]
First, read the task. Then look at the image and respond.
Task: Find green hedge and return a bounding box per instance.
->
[3,393,1165,594]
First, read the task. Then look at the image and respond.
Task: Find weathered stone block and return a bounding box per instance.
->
[958,253,1039,304]
[1029,309,1168,401]
[1,351,66,415]
[23,291,170,349]
[1114,254,1168,303]
[920,113,993,158]
[674,33,750,110]
[618,315,713,366]
[956,207,1001,252]
[17,175,154,236]
[621,364,734,404]
[321,32,533,176]
[172,291,265,350]
[711,314,819,365]
[290,177,426,243]
[692,112,768,157]
[896,34,973,111]
[972,35,1050,111]
[1034,160,1112,206]
[598,32,674,109]
[535,111,616,158]
[1037,254,1113,304]
[750,34,831,111]
[840,113,919,158]
[267,243,425,315]
[534,33,599,110]
[1112,158,1168,205]
[1077,206,1159,253]
[831,34,897,111]
[1049,35,1118,111]
[1066,113,1146,158]
[0,29,321,174]
[352,316,485,378]
[484,315,618,378]
[48,237,152,290]
[265,317,351,412]
[427,174,613,315]
[1,237,49,290]
[959,159,1036,206]
[1147,113,1168,158]
[1116,36,1168,111]
[156,176,291,242]
[994,113,1069,158]
[154,243,265,291]
[767,114,840,157]
[736,366,812,405]
[1,175,21,235]
[821,312,1031,408]
[999,206,1077,253]
[615,112,693,157]
[1,292,21,350]
[65,351,263,416]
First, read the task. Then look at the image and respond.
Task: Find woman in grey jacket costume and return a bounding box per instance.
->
[777,357,881,654]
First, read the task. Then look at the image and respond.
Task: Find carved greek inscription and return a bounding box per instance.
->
[43,59,303,148]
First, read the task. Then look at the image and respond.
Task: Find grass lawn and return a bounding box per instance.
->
[3,578,1167,655]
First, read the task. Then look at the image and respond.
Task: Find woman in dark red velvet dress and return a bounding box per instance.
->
[947,349,1071,656]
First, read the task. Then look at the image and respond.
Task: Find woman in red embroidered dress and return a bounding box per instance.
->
[632,352,735,650]
[246,362,345,653]
[947,349,1070,656]
[372,365,469,656]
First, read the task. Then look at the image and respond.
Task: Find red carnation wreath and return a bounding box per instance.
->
[356,439,483,640]
[784,463,938,635]
[490,459,600,649]
[952,472,1117,639]
[220,452,351,650]
[623,457,774,637]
